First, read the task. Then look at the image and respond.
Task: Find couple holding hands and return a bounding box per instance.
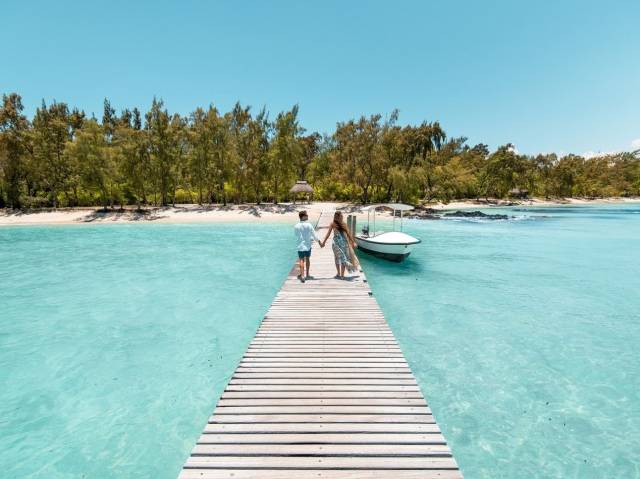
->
[294,210,359,282]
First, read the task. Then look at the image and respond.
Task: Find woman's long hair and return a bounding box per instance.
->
[333,211,355,243]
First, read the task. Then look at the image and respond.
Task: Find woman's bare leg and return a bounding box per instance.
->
[340,264,346,278]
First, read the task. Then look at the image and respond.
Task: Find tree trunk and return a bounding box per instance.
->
[220,181,226,206]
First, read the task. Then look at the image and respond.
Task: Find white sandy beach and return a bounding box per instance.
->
[1,198,638,226]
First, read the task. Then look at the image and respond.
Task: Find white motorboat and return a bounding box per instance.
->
[355,203,421,262]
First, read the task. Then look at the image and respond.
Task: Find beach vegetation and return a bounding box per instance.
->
[1,92,639,208]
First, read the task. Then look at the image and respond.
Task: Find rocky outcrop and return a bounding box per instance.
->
[401,207,442,220]
[442,210,510,220]
[405,212,441,220]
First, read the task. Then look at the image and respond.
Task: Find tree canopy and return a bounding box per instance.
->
[1,92,638,209]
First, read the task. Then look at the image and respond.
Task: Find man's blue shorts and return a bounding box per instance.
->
[298,249,311,259]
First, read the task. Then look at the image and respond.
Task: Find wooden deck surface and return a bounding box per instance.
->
[178,211,462,479]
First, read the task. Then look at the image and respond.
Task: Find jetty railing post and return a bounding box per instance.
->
[347,214,356,237]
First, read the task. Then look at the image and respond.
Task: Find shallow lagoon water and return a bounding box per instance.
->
[361,204,640,478]
[0,224,292,478]
[1,206,639,478]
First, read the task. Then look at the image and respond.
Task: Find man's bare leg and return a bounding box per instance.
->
[298,257,306,281]
[305,257,311,279]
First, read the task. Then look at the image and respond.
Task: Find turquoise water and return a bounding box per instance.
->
[361,205,640,478]
[1,206,639,478]
[0,224,292,479]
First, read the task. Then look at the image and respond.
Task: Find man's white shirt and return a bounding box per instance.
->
[294,221,320,251]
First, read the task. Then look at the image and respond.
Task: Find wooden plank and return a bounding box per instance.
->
[184,457,459,469]
[217,398,427,406]
[221,391,423,398]
[228,378,418,385]
[191,444,451,456]
[180,470,463,479]
[245,349,403,353]
[203,423,442,434]
[236,366,411,372]
[241,358,409,364]
[208,414,436,423]
[225,384,421,391]
[213,405,431,415]
[254,332,395,335]
[232,373,414,379]
[178,210,462,478]
[197,433,446,444]
[243,353,406,358]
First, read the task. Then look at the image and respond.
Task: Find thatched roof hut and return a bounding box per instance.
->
[509,188,529,198]
[290,180,313,194]
[290,180,313,204]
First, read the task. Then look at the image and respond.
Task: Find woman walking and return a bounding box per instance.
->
[320,211,360,279]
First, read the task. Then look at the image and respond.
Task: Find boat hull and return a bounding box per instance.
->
[355,233,420,263]
[357,243,412,262]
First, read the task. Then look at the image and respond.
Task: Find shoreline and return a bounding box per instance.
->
[1,197,638,227]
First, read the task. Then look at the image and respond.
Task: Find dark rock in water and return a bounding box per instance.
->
[405,212,441,220]
[393,206,440,216]
[393,206,441,220]
[414,206,441,214]
[443,210,509,220]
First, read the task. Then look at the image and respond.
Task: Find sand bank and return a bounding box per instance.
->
[423,197,640,210]
[0,203,342,227]
[1,198,638,226]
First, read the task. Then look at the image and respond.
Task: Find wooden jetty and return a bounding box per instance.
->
[178,211,462,479]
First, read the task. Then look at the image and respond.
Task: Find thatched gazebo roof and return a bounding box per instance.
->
[509,188,529,198]
[290,180,314,194]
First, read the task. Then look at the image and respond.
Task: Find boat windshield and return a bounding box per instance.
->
[362,203,414,236]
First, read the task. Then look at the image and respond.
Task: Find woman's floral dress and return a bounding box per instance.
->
[332,229,351,266]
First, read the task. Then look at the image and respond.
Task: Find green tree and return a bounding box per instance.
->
[145,98,173,206]
[31,100,73,208]
[169,113,189,205]
[115,115,149,208]
[551,154,584,197]
[483,144,525,198]
[297,132,321,180]
[270,106,302,203]
[246,108,271,203]
[189,107,214,205]
[67,119,114,208]
[212,111,233,205]
[0,93,30,208]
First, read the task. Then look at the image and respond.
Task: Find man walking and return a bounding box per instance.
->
[294,210,321,282]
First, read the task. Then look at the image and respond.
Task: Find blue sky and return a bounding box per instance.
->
[2,0,639,155]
